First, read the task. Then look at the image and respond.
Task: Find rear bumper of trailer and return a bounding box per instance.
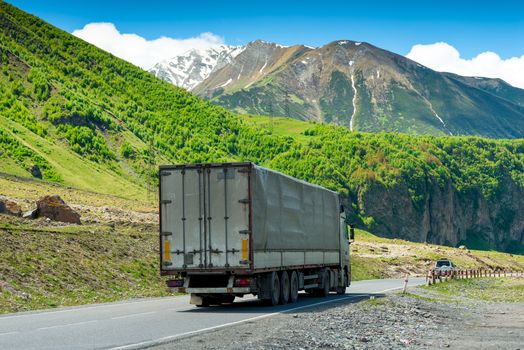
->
[167,274,255,294]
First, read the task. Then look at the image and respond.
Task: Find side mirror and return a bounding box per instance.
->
[349,226,355,241]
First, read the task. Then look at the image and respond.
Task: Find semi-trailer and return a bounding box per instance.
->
[159,162,353,306]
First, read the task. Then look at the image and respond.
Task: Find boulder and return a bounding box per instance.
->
[36,195,81,224]
[22,209,38,219]
[0,197,22,216]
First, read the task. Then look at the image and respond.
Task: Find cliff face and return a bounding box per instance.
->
[348,178,524,253]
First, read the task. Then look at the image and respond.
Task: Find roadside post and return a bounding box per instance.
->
[402,273,409,293]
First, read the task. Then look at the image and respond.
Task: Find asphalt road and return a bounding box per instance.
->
[0,277,426,350]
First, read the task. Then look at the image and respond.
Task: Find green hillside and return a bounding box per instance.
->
[1,1,524,252]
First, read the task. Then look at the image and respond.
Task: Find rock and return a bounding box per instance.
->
[0,197,22,216]
[459,245,467,250]
[0,281,16,293]
[23,209,38,219]
[344,177,524,252]
[36,195,81,224]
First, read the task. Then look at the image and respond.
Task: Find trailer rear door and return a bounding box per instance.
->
[160,164,251,271]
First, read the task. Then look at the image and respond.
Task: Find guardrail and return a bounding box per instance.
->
[426,268,524,285]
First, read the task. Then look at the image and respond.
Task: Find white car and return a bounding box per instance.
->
[434,259,455,274]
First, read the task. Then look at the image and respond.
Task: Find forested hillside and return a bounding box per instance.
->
[0,1,523,252]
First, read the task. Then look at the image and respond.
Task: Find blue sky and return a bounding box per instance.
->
[7,0,524,58]
[6,0,524,88]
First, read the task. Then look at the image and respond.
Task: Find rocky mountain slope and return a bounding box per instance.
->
[354,175,524,251]
[149,45,244,90]
[1,1,524,253]
[153,40,524,138]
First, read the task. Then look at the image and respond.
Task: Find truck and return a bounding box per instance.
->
[159,162,353,306]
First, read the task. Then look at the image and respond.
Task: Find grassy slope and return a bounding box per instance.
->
[0,172,154,211]
[0,115,147,199]
[242,114,316,144]
[0,174,159,314]
[0,217,165,314]
[351,229,524,281]
[421,278,524,303]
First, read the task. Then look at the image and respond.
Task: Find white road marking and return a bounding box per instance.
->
[109,287,412,350]
[110,311,157,320]
[0,297,183,320]
[0,279,424,348]
[111,282,424,350]
[0,331,19,336]
[36,320,98,331]
[164,305,198,312]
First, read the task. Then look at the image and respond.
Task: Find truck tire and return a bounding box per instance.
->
[279,271,290,304]
[264,271,280,306]
[319,270,330,297]
[195,297,211,307]
[336,271,347,295]
[289,271,299,303]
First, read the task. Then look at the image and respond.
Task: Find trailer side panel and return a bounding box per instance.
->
[251,165,340,269]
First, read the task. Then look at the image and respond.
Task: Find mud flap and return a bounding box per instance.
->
[190,294,204,306]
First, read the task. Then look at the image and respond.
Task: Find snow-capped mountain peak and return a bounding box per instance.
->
[148,45,244,90]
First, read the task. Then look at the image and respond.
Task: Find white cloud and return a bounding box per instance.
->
[406,42,524,89]
[72,23,224,69]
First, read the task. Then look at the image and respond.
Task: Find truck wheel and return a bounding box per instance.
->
[289,271,299,303]
[320,270,330,297]
[195,297,211,307]
[279,271,290,304]
[265,271,280,306]
[336,271,347,295]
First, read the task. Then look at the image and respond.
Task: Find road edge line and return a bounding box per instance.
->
[109,294,379,350]
[109,283,420,350]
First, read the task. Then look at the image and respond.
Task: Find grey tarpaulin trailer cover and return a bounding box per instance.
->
[159,162,350,306]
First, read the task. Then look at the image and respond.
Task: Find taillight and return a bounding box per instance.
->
[234,278,251,287]
[167,279,184,287]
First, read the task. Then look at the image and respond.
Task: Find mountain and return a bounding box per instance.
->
[148,45,244,90]
[155,39,524,139]
[1,1,524,253]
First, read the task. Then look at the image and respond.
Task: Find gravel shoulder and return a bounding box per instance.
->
[153,277,524,350]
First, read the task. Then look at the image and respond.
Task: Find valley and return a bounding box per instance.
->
[1,1,523,256]
[0,2,523,349]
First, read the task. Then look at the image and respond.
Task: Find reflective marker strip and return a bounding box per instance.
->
[241,239,248,261]
[164,240,171,261]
